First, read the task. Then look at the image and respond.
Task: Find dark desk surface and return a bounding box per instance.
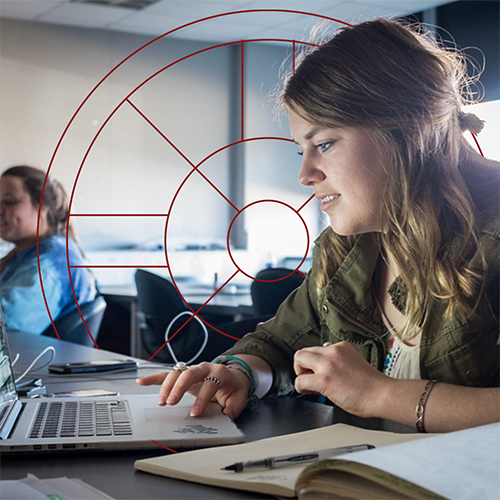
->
[2,332,414,499]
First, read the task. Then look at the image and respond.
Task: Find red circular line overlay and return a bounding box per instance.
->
[161,137,310,348]
[34,10,487,456]
[40,10,349,345]
[37,9,484,355]
[226,199,310,281]
[42,16,336,348]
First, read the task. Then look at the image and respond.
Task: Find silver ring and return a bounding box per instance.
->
[204,375,220,386]
[173,361,189,372]
[323,342,332,347]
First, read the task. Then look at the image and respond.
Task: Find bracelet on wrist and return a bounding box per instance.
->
[213,355,256,395]
[226,364,252,389]
[415,379,437,433]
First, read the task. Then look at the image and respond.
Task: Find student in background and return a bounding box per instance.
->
[138,19,500,433]
[0,165,96,335]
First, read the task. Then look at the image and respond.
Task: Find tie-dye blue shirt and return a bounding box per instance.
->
[0,235,96,335]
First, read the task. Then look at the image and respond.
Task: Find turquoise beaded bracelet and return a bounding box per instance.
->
[213,355,256,395]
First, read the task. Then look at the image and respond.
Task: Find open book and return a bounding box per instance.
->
[134,423,432,498]
[295,422,500,499]
[135,422,500,499]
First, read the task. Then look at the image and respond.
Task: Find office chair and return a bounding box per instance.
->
[41,295,107,347]
[134,269,239,364]
[250,267,305,317]
[208,268,306,356]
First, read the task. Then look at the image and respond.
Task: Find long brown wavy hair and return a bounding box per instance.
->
[280,18,499,338]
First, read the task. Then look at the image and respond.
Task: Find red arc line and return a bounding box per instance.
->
[125,98,239,211]
[241,40,245,141]
[148,270,241,361]
[39,10,350,347]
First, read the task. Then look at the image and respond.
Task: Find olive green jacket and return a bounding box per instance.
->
[225,222,500,397]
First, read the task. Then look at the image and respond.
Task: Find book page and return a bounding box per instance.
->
[298,467,437,500]
[334,422,500,500]
[135,423,430,498]
[297,460,446,499]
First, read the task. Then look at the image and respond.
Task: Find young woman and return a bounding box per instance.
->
[137,18,500,433]
[0,165,97,335]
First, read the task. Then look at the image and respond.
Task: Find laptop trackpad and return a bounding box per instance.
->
[143,407,190,421]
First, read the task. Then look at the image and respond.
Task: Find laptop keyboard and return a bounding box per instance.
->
[29,400,133,439]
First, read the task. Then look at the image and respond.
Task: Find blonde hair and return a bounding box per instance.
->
[280,18,499,338]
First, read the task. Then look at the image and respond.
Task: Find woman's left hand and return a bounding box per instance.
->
[293,341,390,418]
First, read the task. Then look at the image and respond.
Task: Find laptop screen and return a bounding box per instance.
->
[0,305,17,423]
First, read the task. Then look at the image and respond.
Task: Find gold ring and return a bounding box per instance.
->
[173,361,189,372]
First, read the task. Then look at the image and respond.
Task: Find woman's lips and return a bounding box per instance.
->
[320,194,340,211]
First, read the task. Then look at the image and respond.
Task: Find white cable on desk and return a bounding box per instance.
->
[14,346,56,385]
[165,311,208,365]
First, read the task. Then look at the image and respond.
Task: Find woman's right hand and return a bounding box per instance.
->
[136,361,251,420]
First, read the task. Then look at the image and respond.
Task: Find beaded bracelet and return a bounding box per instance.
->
[226,364,252,387]
[415,379,437,433]
[213,355,256,395]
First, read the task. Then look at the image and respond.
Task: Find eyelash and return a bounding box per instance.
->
[296,141,334,157]
[316,141,333,153]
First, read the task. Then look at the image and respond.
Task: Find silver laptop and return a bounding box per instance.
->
[0,305,244,453]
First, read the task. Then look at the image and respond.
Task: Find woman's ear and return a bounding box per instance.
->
[38,205,52,236]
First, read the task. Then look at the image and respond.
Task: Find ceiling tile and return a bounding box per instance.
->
[0,0,456,41]
[113,9,293,41]
[110,13,183,37]
[34,1,132,28]
[143,0,252,17]
[0,0,66,20]
[373,0,452,12]
[235,0,347,14]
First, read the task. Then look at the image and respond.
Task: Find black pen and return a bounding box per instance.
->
[222,443,375,472]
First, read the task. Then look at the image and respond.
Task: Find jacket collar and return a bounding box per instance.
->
[321,233,384,336]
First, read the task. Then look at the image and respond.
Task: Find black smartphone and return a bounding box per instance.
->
[48,359,139,374]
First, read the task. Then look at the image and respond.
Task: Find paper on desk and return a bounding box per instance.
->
[0,474,114,500]
[0,482,46,500]
[135,423,430,498]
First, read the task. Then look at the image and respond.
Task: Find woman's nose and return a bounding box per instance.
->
[298,155,325,187]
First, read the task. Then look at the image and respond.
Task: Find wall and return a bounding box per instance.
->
[1,19,232,248]
[0,18,321,284]
[242,41,323,273]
